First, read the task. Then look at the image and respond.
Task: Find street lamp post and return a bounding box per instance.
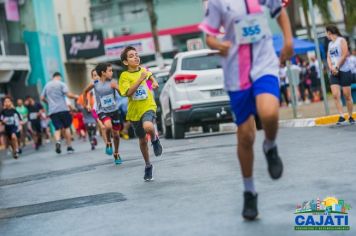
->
[308,0,330,115]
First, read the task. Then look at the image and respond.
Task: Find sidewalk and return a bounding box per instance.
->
[279,96,356,126]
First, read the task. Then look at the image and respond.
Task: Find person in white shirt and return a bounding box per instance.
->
[326,25,354,124]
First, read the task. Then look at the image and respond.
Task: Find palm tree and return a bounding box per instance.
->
[300,0,330,40]
[145,0,164,67]
[340,0,356,47]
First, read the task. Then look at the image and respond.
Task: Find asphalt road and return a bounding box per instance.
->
[0,126,355,236]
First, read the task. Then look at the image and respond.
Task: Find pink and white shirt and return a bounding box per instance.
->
[199,0,282,92]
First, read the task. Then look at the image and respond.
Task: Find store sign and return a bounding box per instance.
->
[105,35,174,58]
[63,31,105,59]
[5,0,19,21]
[187,38,204,51]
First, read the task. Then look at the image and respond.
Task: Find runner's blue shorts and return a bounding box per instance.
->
[228,75,280,126]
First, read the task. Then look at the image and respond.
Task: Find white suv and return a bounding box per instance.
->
[159,49,233,139]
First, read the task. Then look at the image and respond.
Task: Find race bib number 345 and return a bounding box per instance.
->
[235,14,271,45]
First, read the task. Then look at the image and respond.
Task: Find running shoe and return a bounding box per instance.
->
[55,142,61,154]
[105,143,113,156]
[18,148,22,154]
[264,146,283,179]
[120,132,129,140]
[67,146,75,153]
[144,165,153,181]
[114,153,122,165]
[91,144,95,150]
[349,116,355,124]
[337,116,346,125]
[242,191,258,220]
[152,138,163,157]
[13,152,19,160]
[93,137,98,146]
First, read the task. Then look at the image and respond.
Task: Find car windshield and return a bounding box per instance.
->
[181,54,221,70]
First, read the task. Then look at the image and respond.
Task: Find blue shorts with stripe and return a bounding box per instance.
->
[228,75,280,126]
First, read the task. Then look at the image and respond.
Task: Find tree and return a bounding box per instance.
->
[300,0,330,40]
[145,0,164,67]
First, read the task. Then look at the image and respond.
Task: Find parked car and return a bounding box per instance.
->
[159,49,233,139]
[152,70,170,133]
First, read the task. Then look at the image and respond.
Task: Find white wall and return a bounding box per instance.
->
[53,0,93,93]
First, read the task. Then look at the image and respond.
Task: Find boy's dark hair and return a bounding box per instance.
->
[326,24,342,37]
[120,46,137,63]
[95,63,112,77]
[2,96,13,105]
[52,72,62,78]
[90,68,96,77]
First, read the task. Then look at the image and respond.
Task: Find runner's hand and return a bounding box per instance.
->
[111,82,118,90]
[280,43,294,63]
[152,81,159,89]
[140,71,148,81]
[218,41,232,57]
[86,104,92,112]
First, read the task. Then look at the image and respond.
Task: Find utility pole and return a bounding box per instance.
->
[308,0,330,115]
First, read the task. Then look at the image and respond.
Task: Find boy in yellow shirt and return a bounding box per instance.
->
[119,46,163,181]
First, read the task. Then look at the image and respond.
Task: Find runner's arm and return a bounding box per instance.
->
[66,92,79,100]
[276,8,294,63]
[125,73,147,97]
[206,36,231,57]
[147,75,159,89]
[83,83,94,109]
[336,38,349,70]
[327,51,335,73]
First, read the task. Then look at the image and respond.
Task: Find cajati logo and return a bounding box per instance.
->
[294,197,351,231]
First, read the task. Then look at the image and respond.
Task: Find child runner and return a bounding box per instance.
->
[0,97,22,159]
[83,63,122,164]
[90,69,107,146]
[119,46,163,181]
[26,96,45,150]
[199,0,294,220]
[77,93,98,150]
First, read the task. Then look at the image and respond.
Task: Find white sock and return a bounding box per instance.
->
[263,139,276,153]
[243,177,256,194]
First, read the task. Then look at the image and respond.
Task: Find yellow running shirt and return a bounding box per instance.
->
[119,67,157,121]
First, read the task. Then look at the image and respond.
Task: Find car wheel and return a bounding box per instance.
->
[162,115,172,139]
[171,110,185,139]
[211,124,220,132]
[202,125,210,133]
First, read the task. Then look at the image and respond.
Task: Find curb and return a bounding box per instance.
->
[279,118,315,128]
[315,113,356,125]
[280,113,356,127]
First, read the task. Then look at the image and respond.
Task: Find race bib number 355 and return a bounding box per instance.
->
[235,14,271,45]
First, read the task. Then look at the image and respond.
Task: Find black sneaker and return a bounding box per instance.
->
[13,151,19,159]
[144,165,153,181]
[152,138,163,157]
[337,116,346,125]
[243,191,258,220]
[67,146,74,153]
[18,148,22,154]
[264,146,283,179]
[349,116,355,124]
[55,142,61,154]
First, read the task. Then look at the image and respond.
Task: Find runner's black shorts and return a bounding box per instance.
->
[50,111,72,130]
[98,110,122,131]
[5,125,20,139]
[330,71,353,87]
[30,120,42,133]
[131,110,156,139]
